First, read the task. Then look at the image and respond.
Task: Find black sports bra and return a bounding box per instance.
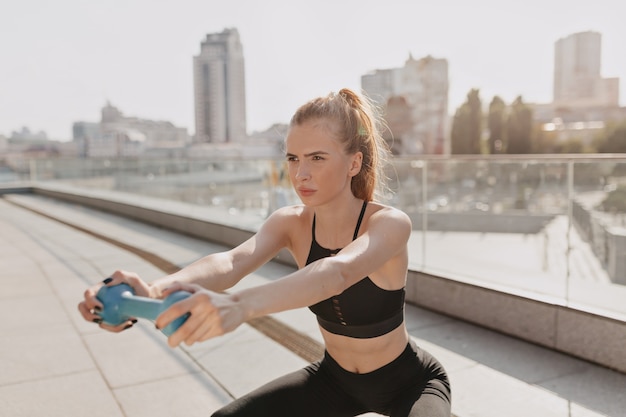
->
[307,201,405,338]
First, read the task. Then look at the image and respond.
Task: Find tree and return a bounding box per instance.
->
[558,138,585,153]
[531,123,559,153]
[450,89,482,154]
[487,96,506,154]
[506,96,532,154]
[450,105,468,154]
[596,120,626,153]
[467,89,482,154]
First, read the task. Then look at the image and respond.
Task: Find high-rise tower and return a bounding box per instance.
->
[193,28,247,143]
[553,31,619,107]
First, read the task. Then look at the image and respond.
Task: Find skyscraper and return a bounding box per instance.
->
[193,28,247,143]
[553,31,619,107]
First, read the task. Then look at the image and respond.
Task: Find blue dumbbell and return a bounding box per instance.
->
[96,283,191,336]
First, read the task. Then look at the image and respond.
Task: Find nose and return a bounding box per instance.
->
[295,162,310,181]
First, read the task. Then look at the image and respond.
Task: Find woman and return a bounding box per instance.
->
[78,88,451,416]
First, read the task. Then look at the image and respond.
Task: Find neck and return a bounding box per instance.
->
[313,195,364,247]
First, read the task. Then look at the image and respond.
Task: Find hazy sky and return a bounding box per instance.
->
[1,0,624,140]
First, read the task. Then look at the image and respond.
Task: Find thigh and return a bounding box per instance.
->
[404,378,451,417]
[406,393,451,417]
[388,377,451,417]
[389,344,452,417]
[212,363,364,417]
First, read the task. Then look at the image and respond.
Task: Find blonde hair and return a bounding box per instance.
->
[289,88,391,201]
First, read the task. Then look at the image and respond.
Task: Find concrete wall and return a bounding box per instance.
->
[408,212,554,234]
[406,271,626,373]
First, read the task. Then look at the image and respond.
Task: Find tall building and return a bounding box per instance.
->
[362,54,449,154]
[532,31,624,148]
[193,28,247,144]
[553,31,619,107]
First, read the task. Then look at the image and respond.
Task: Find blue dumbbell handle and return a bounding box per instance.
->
[114,291,162,320]
[96,283,191,336]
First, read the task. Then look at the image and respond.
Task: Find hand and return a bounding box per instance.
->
[155,282,245,348]
[77,270,152,332]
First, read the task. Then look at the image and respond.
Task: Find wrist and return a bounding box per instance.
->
[231,290,256,322]
[227,292,244,320]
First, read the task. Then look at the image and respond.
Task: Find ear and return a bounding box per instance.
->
[348,152,363,177]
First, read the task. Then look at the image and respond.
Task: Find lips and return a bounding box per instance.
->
[297,187,316,197]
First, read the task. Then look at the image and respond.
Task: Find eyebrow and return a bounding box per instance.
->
[285,150,330,158]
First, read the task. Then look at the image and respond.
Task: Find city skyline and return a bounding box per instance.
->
[1,0,624,141]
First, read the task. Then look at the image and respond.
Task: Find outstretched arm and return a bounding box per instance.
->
[78,206,296,330]
[153,205,298,296]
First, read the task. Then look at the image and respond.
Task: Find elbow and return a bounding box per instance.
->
[306,256,355,300]
[323,257,352,296]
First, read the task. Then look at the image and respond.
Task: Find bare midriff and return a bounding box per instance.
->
[320,323,409,374]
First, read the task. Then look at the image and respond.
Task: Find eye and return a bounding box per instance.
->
[311,155,324,161]
[286,155,298,162]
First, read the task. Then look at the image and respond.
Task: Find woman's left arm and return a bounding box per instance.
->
[157,207,411,348]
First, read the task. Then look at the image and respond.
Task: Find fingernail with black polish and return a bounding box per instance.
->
[93,318,103,324]
[131,319,138,324]
[123,324,133,331]
[94,306,102,312]
[102,277,113,285]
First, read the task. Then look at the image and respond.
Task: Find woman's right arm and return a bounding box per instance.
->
[149,205,296,296]
[77,205,298,329]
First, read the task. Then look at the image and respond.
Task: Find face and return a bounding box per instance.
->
[285,119,362,206]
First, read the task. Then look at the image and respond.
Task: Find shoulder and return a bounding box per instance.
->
[367,202,411,227]
[261,204,312,232]
[365,202,412,239]
[266,204,309,221]
[259,205,313,254]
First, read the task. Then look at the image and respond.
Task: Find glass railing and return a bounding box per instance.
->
[4,155,626,319]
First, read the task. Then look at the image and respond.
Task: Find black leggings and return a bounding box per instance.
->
[212,340,451,417]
